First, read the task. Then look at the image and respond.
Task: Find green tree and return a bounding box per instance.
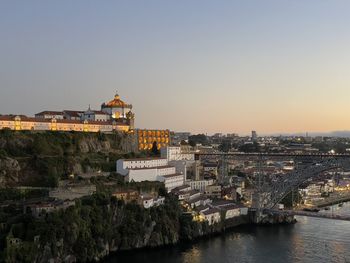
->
[238,142,260,153]
[151,141,159,156]
[219,140,232,152]
[188,134,208,147]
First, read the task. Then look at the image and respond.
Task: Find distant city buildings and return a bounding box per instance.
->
[172,132,191,144]
[251,130,257,141]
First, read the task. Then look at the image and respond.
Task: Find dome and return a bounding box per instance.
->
[103,93,132,109]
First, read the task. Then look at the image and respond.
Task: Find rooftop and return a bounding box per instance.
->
[102,93,132,109]
[218,204,240,211]
[201,208,220,215]
[195,205,210,212]
[122,157,167,162]
[160,173,184,179]
[171,185,191,193]
[128,165,173,171]
[211,200,236,207]
[63,110,84,117]
[188,195,210,204]
[35,111,64,116]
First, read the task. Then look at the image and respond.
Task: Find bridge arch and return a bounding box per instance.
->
[257,158,350,209]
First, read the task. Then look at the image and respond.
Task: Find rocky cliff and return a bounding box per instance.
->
[3,194,182,263]
[0,131,138,187]
[3,191,251,263]
[0,157,21,185]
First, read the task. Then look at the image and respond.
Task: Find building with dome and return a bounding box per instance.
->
[0,92,171,151]
[101,92,133,119]
[0,92,135,133]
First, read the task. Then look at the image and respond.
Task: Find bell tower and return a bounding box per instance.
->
[126,111,135,130]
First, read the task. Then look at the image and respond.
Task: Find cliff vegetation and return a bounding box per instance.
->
[0,130,140,187]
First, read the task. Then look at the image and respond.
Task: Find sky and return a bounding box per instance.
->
[1,1,350,135]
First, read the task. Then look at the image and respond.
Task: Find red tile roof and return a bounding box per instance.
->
[63,110,83,117]
[91,110,109,115]
[35,111,64,116]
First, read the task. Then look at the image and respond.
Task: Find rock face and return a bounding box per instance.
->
[0,157,21,186]
[77,133,137,154]
[0,131,138,186]
[78,138,111,153]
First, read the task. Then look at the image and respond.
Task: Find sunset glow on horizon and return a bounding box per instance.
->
[1,1,350,135]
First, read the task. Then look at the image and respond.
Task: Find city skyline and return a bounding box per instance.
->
[1,1,350,134]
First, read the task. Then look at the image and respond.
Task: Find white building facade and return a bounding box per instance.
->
[116,157,184,192]
[189,179,215,193]
[161,146,195,161]
[161,146,198,181]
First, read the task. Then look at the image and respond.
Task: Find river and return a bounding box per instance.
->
[105,202,350,263]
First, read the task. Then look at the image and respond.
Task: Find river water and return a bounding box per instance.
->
[105,202,350,263]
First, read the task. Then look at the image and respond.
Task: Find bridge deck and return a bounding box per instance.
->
[196,152,350,158]
[266,209,350,221]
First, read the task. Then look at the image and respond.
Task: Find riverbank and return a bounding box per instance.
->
[102,212,295,262]
[102,216,250,262]
[103,215,350,263]
[316,194,350,208]
[1,190,296,263]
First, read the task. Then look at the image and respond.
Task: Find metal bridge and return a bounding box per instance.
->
[195,152,350,210]
[265,209,350,222]
[195,152,350,159]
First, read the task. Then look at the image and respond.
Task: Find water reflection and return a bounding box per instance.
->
[182,247,201,263]
[105,202,350,263]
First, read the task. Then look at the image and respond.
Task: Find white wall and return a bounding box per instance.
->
[161,146,194,161]
[189,179,214,193]
[203,212,221,225]
[169,160,187,181]
[128,169,158,182]
[225,208,240,219]
[240,207,248,215]
[117,158,168,175]
[158,174,184,192]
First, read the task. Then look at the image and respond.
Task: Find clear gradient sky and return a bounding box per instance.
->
[1,1,350,135]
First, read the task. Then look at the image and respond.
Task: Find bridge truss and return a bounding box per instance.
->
[196,152,350,209]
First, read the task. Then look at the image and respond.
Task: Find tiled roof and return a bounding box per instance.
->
[160,173,184,178]
[129,165,174,171]
[122,157,167,162]
[219,204,240,211]
[188,195,210,203]
[195,205,210,212]
[201,208,220,215]
[63,110,83,117]
[171,185,191,192]
[0,115,28,120]
[35,111,64,116]
[103,94,132,108]
[92,110,109,115]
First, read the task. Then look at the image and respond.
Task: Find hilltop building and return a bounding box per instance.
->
[0,92,172,152]
[101,92,133,119]
[0,92,135,133]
